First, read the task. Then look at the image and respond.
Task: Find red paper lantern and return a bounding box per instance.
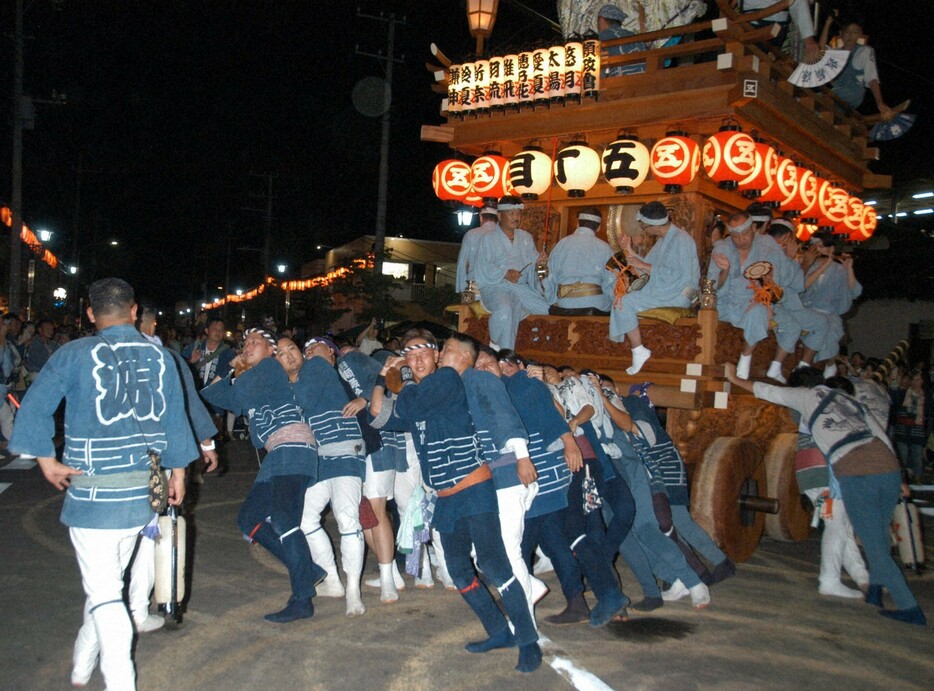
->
[781,166,814,213]
[432,159,472,204]
[802,177,828,223]
[852,205,877,241]
[738,141,777,198]
[703,126,755,190]
[470,154,511,198]
[818,185,848,227]
[760,156,798,205]
[837,196,864,235]
[795,222,817,243]
[650,132,700,193]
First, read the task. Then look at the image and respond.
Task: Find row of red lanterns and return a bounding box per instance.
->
[432,127,878,241]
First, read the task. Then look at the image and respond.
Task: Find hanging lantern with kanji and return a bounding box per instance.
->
[650,131,700,193]
[447,63,463,118]
[432,159,472,204]
[781,166,814,215]
[470,153,512,199]
[601,135,650,194]
[531,47,550,106]
[517,49,533,107]
[759,156,798,206]
[801,176,828,223]
[487,56,505,110]
[554,140,600,197]
[582,35,601,99]
[703,124,756,190]
[502,54,520,110]
[837,196,864,236]
[509,146,553,200]
[818,185,848,228]
[738,140,778,199]
[564,36,584,101]
[852,205,877,241]
[548,43,566,103]
[473,59,490,113]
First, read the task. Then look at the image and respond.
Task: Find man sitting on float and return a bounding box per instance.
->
[543,206,616,317]
[608,201,700,375]
[707,211,794,380]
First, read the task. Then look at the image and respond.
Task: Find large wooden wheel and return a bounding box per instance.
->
[691,437,766,562]
[764,433,813,542]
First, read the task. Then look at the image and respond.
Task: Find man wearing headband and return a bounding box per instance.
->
[800,231,862,378]
[746,202,774,236]
[456,201,499,294]
[609,201,700,375]
[764,221,839,383]
[370,329,542,673]
[201,327,323,624]
[473,195,550,350]
[708,211,796,379]
[281,336,369,617]
[544,207,616,316]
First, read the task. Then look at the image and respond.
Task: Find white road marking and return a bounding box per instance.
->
[538,633,615,691]
[0,482,11,495]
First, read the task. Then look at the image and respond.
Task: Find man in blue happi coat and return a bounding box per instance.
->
[10,278,200,689]
[201,328,322,624]
[370,328,542,673]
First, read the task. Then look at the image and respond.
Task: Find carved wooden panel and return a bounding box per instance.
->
[463,316,489,345]
[667,399,795,467]
[714,322,805,377]
[515,316,572,353]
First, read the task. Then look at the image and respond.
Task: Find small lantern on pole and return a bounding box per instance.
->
[466,0,499,56]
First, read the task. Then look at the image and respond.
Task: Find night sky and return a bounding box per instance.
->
[2,0,932,310]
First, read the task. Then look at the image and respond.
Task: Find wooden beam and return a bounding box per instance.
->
[430,43,451,68]
[420,125,454,143]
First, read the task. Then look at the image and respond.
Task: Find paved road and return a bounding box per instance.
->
[2,442,932,690]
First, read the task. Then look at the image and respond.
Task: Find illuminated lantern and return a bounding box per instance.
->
[818,185,848,228]
[447,63,463,117]
[473,59,490,113]
[517,49,533,107]
[582,36,601,98]
[509,146,552,200]
[601,135,650,194]
[852,205,877,241]
[548,44,566,102]
[781,166,814,214]
[470,153,511,199]
[760,156,798,206]
[502,54,519,110]
[554,140,600,197]
[650,131,700,193]
[795,222,817,243]
[838,196,864,236]
[801,176,828,223]
[432,159,472,204]
[532,47,550,106]
[460,61,476,114]
[488,56,505,110]
[564,36,584,101]
[703,125,756,190]
[738,141,777,199]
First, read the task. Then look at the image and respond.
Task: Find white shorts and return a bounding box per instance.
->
[363,455,396,500]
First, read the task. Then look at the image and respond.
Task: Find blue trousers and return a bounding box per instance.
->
[838,472,919,611]
[522,509,584,602]
[237,474,317,600]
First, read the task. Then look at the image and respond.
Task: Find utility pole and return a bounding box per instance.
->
[356,10,405,277]
[244,172,276,279]
[9,0,25,314]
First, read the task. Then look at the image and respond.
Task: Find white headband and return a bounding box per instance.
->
[771,218,794,231]
[750,213,771,223]
[728,217,753,233]
[636,211,668,226]
[480,206,498,215]
[498,202,524,211]
[578,213,602,223]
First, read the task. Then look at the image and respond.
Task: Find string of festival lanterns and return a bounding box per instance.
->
[432,123,878,243]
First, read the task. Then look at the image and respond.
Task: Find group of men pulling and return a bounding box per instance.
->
[458,194,858,383]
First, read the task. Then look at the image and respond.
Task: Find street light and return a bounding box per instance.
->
[37,228,53,242]
[466,0,499,55]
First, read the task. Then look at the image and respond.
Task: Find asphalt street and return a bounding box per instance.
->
[1,441,932,690]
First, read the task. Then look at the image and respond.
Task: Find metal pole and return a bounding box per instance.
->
[373,17,395,277]
[9,0,25,314]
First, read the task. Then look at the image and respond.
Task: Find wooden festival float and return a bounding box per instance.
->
[421,1,890,561]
